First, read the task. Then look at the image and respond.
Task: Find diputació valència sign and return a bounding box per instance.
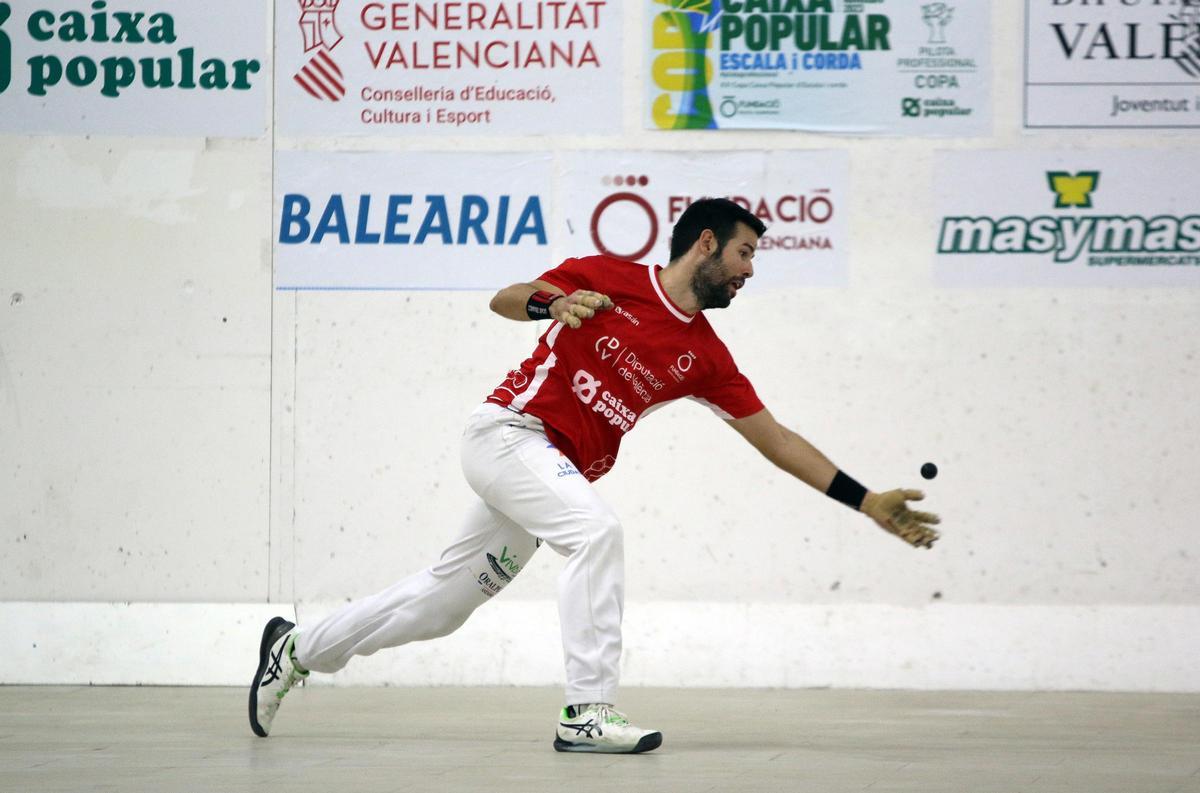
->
[0,1,261,99]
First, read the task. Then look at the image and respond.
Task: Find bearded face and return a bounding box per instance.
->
[691,253,733,310]
[691,248,750,310]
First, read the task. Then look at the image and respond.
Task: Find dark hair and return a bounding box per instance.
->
[668,198,767,262]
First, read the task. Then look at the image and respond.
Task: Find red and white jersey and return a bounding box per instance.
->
[486,255,764,481]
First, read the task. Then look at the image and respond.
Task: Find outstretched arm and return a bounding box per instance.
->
[726,407,941,548]
[489,280,614,329]
[726,406,839,491]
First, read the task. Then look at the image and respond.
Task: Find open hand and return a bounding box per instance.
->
[861,489,940,549]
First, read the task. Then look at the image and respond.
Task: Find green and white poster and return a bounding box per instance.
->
[645,0,990,134]
[934,150,1200,286]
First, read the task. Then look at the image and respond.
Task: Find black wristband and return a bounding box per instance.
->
[526,290,562,320]
[826,470,868,510]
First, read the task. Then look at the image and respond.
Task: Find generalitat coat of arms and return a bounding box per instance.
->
[294,0,345,101]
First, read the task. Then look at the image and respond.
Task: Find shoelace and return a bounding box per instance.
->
[595,705,630,726]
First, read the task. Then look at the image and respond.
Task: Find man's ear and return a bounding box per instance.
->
[698,228,717,255]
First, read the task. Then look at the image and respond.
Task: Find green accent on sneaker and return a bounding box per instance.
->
[287,636,309,676]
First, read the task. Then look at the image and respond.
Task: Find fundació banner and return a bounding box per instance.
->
[275,151,553,289]
[645,0,990,134]
[1025,0,1200,128]
[275,0,621,136]
[558,150,848,287]
[934,150,1200,286]
[0,0,268,136]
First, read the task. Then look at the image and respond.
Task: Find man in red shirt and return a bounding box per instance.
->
[249,199,940,753]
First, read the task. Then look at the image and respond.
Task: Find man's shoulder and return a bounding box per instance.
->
[561,255,655,286]
[568,254,652,271]
[691,313,737,361]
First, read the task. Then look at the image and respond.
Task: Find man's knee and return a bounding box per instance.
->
[417,608,472,641]
[569,509,624,556]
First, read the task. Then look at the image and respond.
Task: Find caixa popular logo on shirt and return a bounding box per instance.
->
[0,1,262,98]
[278,193,548,246]
[571,370,638,432]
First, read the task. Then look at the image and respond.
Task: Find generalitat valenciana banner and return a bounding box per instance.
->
[276,0,622,136]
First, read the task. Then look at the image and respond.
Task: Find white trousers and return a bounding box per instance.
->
[292,403,625,705]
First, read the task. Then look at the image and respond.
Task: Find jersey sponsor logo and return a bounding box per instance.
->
[596,334,670,404]
[570,369,639,431]
[581,455,616,479]
[505,368,529,389]
[619,350,664,398]
[595,335,620,361]
[669,351,696,383]
[590,339,664,404]
[571,369,601,405]
[591,389,636,432]
[613,305,640,325]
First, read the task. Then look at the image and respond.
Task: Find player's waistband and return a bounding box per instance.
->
[474,401,546,434]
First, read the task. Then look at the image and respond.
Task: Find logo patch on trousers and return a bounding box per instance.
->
[486,553,513,583]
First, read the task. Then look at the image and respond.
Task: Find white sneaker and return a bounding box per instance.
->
[248,616,308,737]
[554,704,663,754]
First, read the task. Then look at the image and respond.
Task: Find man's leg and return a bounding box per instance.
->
[462,406,624,706]
[249,490,537,737]
[461,406,661,753]
[292,498,538,674]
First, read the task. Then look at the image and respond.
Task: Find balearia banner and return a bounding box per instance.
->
[276,0,621,136]
[275,151,553,289]
[0,0,267,136]
[559,150,848,287]
[1025,0,1200,128]
[935,151,1200,286]
[645,0,990,134]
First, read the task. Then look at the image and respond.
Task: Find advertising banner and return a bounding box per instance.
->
[934,151,1200,286]
[559,150,848,287]
[275,0,621,136]
[0,0,268,136]
[275,151,553,289]
[645,0,990,135]
[1025,0,1200,128]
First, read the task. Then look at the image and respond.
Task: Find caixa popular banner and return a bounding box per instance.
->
[275,150,553,290]
[0,0,267,136]
[275,0,622,136]
[558,150,848,287]
[645,0,990,134]
[935,150,1200,286]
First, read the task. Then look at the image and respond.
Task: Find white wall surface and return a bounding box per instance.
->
[2,1,1198,690]
[1,137,273,602]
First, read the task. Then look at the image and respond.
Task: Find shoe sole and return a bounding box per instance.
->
[553,731,663,754]
[248,616,295,738]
